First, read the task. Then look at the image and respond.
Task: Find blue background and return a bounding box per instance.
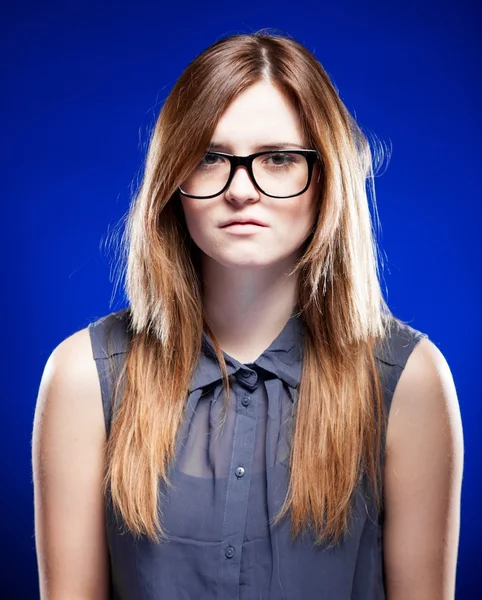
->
[2,1,480,597]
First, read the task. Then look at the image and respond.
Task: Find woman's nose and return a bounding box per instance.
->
[225,166,260,202]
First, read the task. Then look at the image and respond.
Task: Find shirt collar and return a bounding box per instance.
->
[189,309,304,398]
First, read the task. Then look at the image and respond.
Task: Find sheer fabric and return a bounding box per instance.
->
[89,309,427,600]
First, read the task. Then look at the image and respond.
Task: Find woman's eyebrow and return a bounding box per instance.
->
[207,142,307,152]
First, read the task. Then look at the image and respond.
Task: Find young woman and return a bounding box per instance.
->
[32,32,463,599]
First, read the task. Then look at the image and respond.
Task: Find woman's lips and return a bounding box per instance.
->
[220,217,268,228]
[221,223,267,233]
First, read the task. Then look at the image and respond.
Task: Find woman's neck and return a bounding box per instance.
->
[201,255,299,363]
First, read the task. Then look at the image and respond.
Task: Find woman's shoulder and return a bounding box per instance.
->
[44,325,100,388]
[35,324,106,446]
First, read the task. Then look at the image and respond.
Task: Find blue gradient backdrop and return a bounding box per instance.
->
[2,1,480,598]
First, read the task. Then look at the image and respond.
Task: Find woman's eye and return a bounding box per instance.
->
[201,153,222,166]
[265,152,296,166]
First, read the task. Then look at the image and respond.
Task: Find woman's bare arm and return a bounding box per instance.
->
[383,337,464,599]
[32,327,110,600]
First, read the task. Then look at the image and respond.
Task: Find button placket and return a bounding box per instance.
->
[218,378,258,597]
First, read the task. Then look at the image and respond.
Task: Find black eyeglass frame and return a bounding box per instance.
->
[178,149,321,200]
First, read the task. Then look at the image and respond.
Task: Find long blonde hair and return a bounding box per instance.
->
[105,31,392,546]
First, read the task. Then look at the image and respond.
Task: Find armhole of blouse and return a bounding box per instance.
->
[375,315,429,413]
[87,309,130,438]
[375,315,429,486]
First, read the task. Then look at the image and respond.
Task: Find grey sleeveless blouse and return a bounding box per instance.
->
[88,308,427,600]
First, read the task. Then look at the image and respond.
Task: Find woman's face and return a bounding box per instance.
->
[179,80,320,272]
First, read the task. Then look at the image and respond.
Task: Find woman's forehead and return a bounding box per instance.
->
[212,82,304,151]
